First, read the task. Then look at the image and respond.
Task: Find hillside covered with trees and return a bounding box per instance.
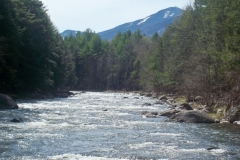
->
[1,0,240,108]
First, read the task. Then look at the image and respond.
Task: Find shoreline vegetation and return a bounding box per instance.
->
[1,0,240,124]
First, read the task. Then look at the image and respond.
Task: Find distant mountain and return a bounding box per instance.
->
[60,30,80,38]
[60,7,183,40]
[98,7,183,40]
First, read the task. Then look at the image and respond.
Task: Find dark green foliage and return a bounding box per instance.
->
[1,0,240,107]
[144,0,240,106]
[0,0,73,93]
[0,0,21,91]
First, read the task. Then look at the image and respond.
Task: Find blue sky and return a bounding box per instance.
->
[40,0,193,33]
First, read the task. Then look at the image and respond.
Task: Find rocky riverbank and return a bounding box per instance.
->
[1,90,240,124]
[0,91,78,123]
[138,91,240,124]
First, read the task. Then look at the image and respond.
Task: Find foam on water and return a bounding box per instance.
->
[49,154,128,160]
[149,132,185,136]
[128,142,155,149]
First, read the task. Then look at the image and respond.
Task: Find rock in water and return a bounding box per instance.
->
[159,109,180,117]
[0,93,18,110]
[180,103,193,110]
[166,110,214,123]
[10,118,22,123]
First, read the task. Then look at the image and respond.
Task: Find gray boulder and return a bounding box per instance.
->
[195,96,203,102]
[143,113,157,118]
[145,93,152,97]
[159,109,180,117]
[225,106,240,123]
[151,112,159,115]
[10,118,22,123]
[158,96,167,100]
[166,110,215,123]
[0,94,18,110]
[140,111,150,115]
[154,101,163,105]
[180,103,193,110]
[142,103,152,106]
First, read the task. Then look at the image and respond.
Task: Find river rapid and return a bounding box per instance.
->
[0,91,240,160]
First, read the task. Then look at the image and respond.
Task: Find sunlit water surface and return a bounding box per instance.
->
[0,92,240,160]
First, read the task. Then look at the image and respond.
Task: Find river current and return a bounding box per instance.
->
[0,91,240,160]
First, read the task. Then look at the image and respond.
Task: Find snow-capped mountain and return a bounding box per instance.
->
[60,7,183,40]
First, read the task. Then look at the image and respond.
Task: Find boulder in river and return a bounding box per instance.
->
[158,96,167,100]
[140,111,150,115]
[225,105,240,123]
[10,118,22,123]
[166,110,215,123]
[154,101,163,105]
[143,112,157,118]
[142,103,152,106]
[145,93,152,97]
[0,93,18,110]
[159,109,180,117]
[179,103,193,110]
[55,90,74,98]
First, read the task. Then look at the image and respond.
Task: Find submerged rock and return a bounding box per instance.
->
[142,113,157,118]
[0,93,18,110]
[10,118,22,123]
[166,110,215,123]
[206,146,219,151]
[140,111,150,115]
[142,103,152,106]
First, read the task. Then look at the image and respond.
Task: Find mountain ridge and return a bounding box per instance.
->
[60,7,183,40]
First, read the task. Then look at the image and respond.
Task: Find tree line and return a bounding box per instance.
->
[1,0,240,107]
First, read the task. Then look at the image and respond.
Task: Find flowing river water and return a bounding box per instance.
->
[0,91,240,160]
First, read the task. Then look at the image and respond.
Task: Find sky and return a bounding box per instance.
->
[40,0,193,33]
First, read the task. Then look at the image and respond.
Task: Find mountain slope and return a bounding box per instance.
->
[98,7,183,40]
[60,7,183,40]
[60,30,80,38]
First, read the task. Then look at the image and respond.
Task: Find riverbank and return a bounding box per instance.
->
[1,89,240,124]
[137,91,240,125]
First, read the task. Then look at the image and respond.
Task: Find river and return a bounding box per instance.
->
[0,91,240,160]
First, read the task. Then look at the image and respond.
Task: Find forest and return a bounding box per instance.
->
[0,0,240,108]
